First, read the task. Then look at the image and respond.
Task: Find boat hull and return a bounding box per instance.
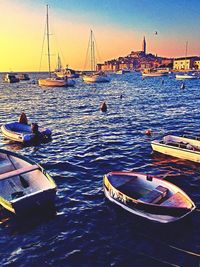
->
[38,78,68,87]
[0,149,57,214]
[142,72,168,77]
[151,135,200,163]
[82,75,110,83]
[176,74,197,79]
[1,122,51,144]
[103,171,195,223]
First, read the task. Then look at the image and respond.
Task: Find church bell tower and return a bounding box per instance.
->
[142,36,146,54]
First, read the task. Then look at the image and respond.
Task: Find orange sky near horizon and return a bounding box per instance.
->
[0,1,199,72]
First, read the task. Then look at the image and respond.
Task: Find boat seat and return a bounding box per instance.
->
[0,165,39,181]
[139,185,168,204]
[161,192,192,209]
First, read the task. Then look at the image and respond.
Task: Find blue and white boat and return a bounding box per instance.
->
[1,122,52,144]
[0,149,56,214]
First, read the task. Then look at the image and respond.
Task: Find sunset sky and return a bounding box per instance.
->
[0,0,200,72]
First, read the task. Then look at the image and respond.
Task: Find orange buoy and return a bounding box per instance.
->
[145,129,152,136]
[100,101,107,112]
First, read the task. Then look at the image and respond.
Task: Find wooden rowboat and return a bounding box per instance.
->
[151,135,200,163]
[103,171,195,223]
[0,149,56,214]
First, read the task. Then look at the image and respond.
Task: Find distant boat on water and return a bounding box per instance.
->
[116,68,131,74]
[17,73,30,81]
[38,5,74,87]
[142,68,168,77]
[54,55,79,79]
[175,72,198,79]
[175,42,199,80]
[82,30,110,83]
[3,73,19,83]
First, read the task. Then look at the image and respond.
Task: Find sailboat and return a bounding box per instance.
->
[38,5,74,87]
[82,30,110,83]
[175,41,198,80]
[54,54,79,79]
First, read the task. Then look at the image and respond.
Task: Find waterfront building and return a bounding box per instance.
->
[173,56,200,70]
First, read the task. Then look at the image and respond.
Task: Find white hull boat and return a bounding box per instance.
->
[82,73,110,83]
[1,122,52,144]
[104,171,195,223]
[38,77,75,87]
[151,135,200,163]
[175,73,198,79]
[0,149,56,214]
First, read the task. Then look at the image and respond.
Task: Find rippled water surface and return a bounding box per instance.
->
[0,73,199,266]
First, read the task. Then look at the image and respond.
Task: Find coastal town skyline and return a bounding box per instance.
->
[1,0,200,72]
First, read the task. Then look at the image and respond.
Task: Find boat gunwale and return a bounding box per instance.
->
[151,140,200,156]
[104,172,195,213]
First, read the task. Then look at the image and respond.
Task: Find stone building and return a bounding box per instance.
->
[173,56,200,70]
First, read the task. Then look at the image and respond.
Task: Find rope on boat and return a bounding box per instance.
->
[138,252,181,267]
[167,244,200,257]
[138,232,200,257]
[39,17,47,72]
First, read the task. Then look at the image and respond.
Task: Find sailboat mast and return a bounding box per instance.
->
[185,41,188,70]
[46,5,51,77]
[90,30,93,72]
[93,41,96,71]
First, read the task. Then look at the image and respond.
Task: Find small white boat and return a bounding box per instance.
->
[116,70,124,74]
[116,69,130,74]
[104,171,195,223]
[0,149,56,214]
[38,77,75,87]
[151,135,200,163]
[175,73,198,79]
[83,30,111,83]
[142,68,168,77]
[82,72,110,83]
[1,122,52,144]
[3,73,20,83]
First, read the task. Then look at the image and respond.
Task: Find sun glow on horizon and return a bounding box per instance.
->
[0,1,200,72]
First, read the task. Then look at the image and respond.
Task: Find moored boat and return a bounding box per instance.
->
[82,71,110,83]
[55,67,79,79]
[38,5,75,87]
[0,149,56,214]
[38,77,75,87]
[1,122,52,144]
[83,30,111,83]
[175,73,198,79]
[17,73,30,81]
[151,135,200,163]
[104,171,195,223]
[3,73,20,83]
[142,68,168,77]
[116,69,130,74]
